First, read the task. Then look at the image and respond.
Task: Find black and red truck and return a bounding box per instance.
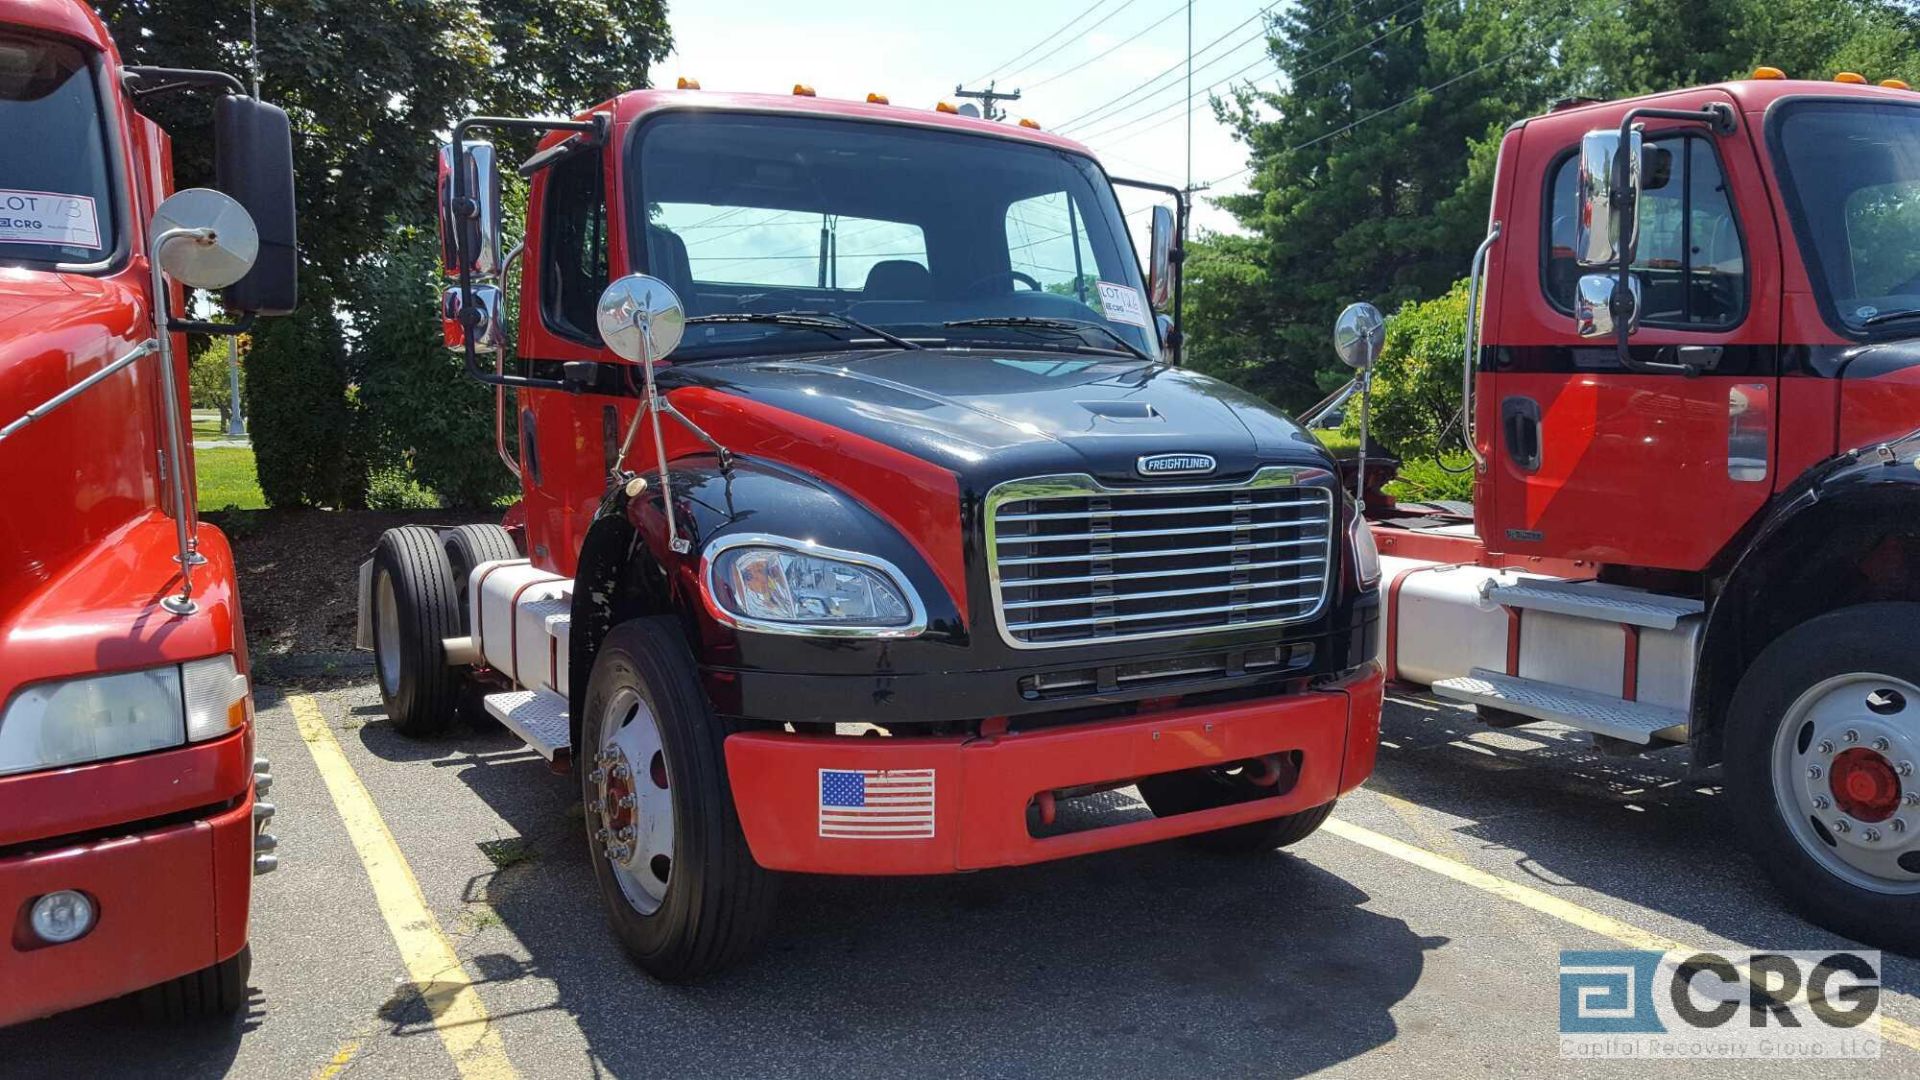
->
[0,0,296,1024]
[360,84,1386,979]
[1325,69,1920,952]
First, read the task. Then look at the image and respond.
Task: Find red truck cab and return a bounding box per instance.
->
[1348,74,1920,952]
[364,85,1384,980]
[0,0,296,1024]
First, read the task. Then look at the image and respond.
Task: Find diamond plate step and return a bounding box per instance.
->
[483,688,571,760]
[1485,578,1704,630]
[1432,668,1687,745]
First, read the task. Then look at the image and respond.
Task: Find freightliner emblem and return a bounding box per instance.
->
[1137,453,1217,477]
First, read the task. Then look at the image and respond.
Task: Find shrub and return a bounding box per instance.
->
[188,334,247,429]
[1339,282,1469,462]
[243,281,362,508]
[1385,453,1477,505]
[356,223,517,509]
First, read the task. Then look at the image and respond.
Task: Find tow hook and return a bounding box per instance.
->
[1245,753,1300,790]
[253,755,279,875]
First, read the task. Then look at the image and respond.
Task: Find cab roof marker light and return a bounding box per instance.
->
[1835,71,1869,84]
[1751,66,1786,80]
[792,84,815,97]
[1018,118,1041,129]
[867,92,889,104]
[1882,79,1912,90]
[935,101,959,114]
[676,77,700,90]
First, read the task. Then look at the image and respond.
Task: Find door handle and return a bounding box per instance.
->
[1501,396,1542,473]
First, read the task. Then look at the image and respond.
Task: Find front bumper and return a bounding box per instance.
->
[0,752,258,1028]
[725,663,1383,874]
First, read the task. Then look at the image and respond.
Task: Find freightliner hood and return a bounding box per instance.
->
[665,348,1327,487]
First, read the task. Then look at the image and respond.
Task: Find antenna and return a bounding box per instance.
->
[952,80,1021,122]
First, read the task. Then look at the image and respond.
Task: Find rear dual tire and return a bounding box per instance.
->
[370,524,519,737]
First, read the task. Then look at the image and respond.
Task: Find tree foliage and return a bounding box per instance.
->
[242,279,359,508]
[188,333,247,428]
[1188,0,1920,414]
[1339,282,1470,461]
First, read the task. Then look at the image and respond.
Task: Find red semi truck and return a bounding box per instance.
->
[0,0,296,1023]
[362,84,1386,979]
[1327,71,1920,952]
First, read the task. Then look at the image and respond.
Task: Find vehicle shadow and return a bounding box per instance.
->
[357,715,1438,1079]
[1366,690,1920,994]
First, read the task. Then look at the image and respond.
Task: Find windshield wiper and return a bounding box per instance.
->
[1862,308,1920,328]
[686,310,922,350]
[943,316,1153,363]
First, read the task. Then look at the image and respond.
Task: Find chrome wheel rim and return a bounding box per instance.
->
[374,570,402,696]
[1771,672,1920,894]
[592,686,674,915]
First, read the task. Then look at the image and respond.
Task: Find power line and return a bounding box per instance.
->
[970,0,1131,86]
[1077,0,1427,145]
[1053,1,1287,131]
[1023,0,1191,92]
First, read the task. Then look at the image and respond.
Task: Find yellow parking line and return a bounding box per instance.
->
[291,695,519,1080]
[1324,815,1920,1052]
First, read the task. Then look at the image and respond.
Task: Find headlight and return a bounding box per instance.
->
[702,536,926,637]
[0,655,250,777]
[1349,510,1382,589]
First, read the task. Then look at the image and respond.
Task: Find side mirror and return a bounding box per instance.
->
[595,274,686,366]
[438,140,502,278]
[1156,312,1178,352]
[1146,204,1176,309]
[213,95,297,314]
[1575,272,1642,338]
[1333,302,1386,370]
[150,188,258,289]
[1576,128,1641,267]
[442,283,505,353]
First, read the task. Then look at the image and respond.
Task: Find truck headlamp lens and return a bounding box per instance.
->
[0,666,185,777]
[1350,511,1382,589]
[706,540,924,635]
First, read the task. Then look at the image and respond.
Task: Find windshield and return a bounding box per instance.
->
[0,32,115,266]
[1773,100,1920,336]
[629,111,1159,360]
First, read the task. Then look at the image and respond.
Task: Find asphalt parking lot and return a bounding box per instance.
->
[6,677,1920,1079]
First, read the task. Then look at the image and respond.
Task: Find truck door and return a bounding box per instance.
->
[1484,93,1782,571]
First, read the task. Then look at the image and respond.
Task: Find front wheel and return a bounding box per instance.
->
[1727,602,1920,953]
[136,945,250,1022]
[1137,757,1334,854]
[579,617,777,981]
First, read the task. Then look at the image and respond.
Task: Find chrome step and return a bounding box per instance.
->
[1432,668,1687,745]
[484,688,571,760]
[1484,578,1704,630]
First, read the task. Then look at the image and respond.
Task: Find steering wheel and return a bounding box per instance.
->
[965,270,1044,296]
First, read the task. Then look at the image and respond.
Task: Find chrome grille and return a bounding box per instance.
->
[986,468,1336,649]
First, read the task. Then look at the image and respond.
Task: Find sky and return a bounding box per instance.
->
[660,0,1281,238]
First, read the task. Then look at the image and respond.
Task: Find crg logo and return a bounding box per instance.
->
[1137,453,1216,477]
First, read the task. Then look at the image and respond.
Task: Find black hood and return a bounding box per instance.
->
[666,348,1329,489]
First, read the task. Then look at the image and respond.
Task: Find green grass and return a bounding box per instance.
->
[196,446,266,510]
[1312,429,1361,455]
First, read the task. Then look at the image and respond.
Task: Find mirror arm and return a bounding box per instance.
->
[122,66,246,99]
[170,311,255,336]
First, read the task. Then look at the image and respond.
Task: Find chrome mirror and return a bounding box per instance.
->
[1147,204,1176,309]
[442,283,505,353]
[1333,302,1386,370]
[438,140,502,278]
[595,274,686,365]
[150,188,259,289]
[1156,312,1177,352]
[1577,128,1641,267]
[1575,272,1642,338]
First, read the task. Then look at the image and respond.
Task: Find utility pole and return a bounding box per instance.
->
[953,81,1020,122]
[231,0,259,437]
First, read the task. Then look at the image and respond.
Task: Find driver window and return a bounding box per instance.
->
[1006,191,1101,310]
[1843,181,1920,305]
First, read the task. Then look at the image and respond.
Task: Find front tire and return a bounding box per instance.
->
[579,618,777,981]
[1137,758,1334,853]
[137,945,249,1022]
[370,526,462,737]
[1727,602,1920,953]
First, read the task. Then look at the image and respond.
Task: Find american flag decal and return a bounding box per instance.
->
[818,768,936,839]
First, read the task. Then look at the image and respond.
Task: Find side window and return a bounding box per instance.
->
[1843,180,1920,301]
[1006,191,1101,308]
[1543,134,1746,328]
[540,152,608,342]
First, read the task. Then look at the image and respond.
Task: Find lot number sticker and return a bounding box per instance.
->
[1096,280,1149,327]
[0,189,101,250]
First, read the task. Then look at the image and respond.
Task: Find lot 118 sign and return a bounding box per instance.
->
[1559,949,1880,1059]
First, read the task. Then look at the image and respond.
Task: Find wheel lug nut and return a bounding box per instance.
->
[1865,827,1882,842]
[587,767,605,785]
[1818,740,1835,755]
[618,794,636,810]
[1844,730,1860,743]
[1834,819,1852,833]
[1814,796,1831,810]
[1901,762,1915,777]
[1908,793,1920,807]
[1893,819,1908,833]
[1808,765,1824,779]
[1874,738,1891,752]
